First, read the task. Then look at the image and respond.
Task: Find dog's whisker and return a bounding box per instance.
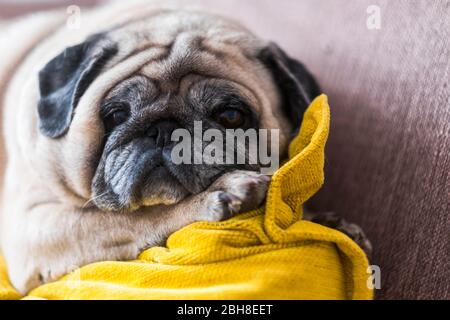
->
[82,191,109,209]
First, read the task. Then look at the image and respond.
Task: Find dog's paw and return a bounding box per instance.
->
[201,171,270,222]
[8,262,70,295]
[337,221,373,258]
[305,211,373,258]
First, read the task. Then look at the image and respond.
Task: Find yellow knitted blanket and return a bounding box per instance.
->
[0,94,372,300]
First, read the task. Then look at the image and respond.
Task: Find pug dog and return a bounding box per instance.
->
[0,5,370,294]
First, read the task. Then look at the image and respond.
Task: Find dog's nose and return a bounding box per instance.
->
[147,120,179,148]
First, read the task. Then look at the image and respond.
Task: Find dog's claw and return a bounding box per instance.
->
[304,211,373,258]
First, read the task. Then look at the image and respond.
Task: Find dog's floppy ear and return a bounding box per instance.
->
[37,34,117,138]
[258,42,320,134]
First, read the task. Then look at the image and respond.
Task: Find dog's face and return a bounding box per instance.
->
[36,10,319,212]
[92,75,262,211]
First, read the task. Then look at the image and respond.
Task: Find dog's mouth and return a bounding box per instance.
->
[91,141,193,212]
[138,163,191,207]
[91,131,237,212]
[93,163,191,212]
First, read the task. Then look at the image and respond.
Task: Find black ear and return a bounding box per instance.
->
[38,34,117,138]
[258,42,321,134]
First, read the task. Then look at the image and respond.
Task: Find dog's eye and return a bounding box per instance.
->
[104,109,129,131]
[215,109,245,129]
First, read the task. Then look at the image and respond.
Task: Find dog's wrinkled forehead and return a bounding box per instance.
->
[108,10,261,63]
[97,12,269,122]
[105,12,262,96]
